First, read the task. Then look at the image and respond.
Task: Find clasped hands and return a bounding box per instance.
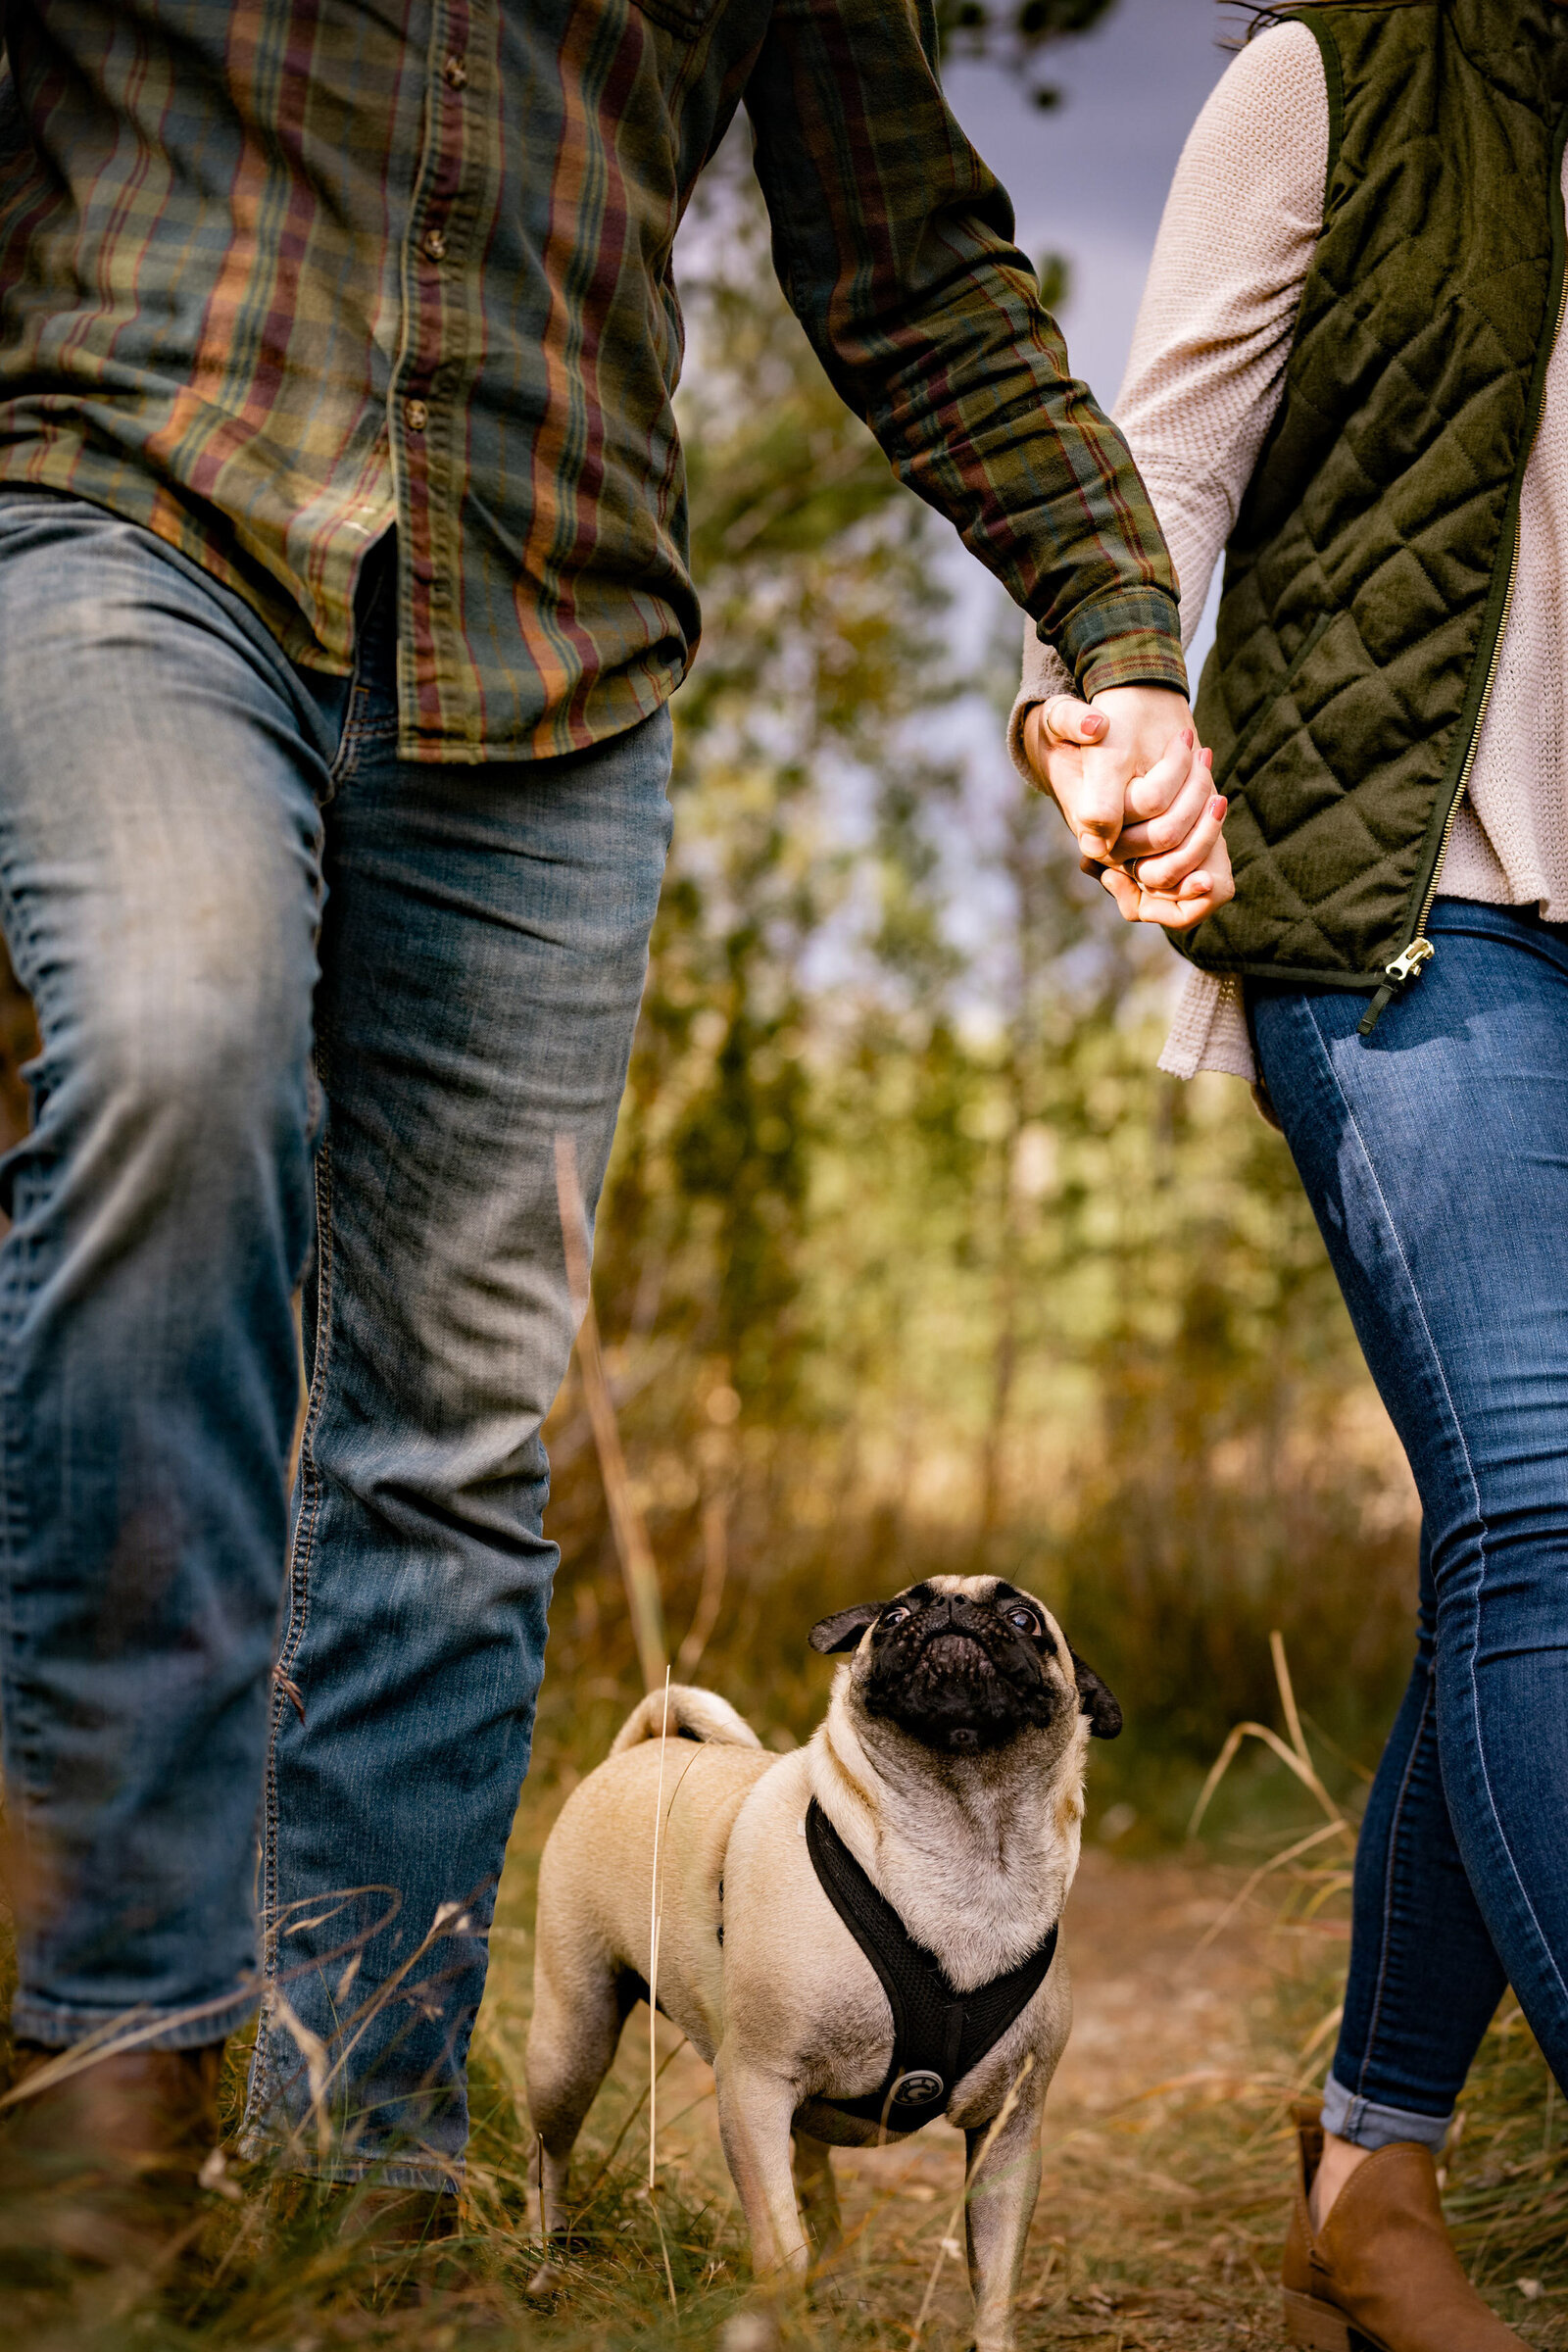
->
[1022,685,1234,931]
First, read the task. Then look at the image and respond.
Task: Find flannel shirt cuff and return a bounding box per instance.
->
[1053,588,1187,702]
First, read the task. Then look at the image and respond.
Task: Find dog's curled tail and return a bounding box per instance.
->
[610,1684,762,1754]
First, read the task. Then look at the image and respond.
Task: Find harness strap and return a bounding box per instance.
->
[804,1798,1058,2136]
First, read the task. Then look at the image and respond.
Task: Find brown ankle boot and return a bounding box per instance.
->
[1282,2098,1527,2350]
[0,2040,226,2275]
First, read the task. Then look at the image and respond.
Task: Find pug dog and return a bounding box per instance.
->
[525,1574,1120,2352]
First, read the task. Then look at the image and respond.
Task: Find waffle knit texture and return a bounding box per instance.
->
[1010,24,1568,1080]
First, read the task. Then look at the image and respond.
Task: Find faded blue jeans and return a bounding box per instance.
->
[1253,900,1568,2152]
[0,491,672,2186]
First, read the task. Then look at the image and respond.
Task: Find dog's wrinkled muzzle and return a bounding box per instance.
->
[862,1597,1055,1753]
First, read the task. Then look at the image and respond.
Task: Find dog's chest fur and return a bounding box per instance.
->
[808,1683,1088,1989]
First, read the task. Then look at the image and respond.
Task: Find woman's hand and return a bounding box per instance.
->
[1022,686,1234,933]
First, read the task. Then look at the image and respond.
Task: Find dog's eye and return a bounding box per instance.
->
[880,1605,910,1628]
[1005,1606,1040,1635]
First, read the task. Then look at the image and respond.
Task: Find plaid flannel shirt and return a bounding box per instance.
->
[0,1,1185,762]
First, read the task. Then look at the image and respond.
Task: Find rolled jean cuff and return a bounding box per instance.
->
[11,1981,260,2054]
[1322,2073,1451,2154]
[233,2132,462,2194]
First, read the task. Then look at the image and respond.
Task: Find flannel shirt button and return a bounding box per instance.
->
[405,399,429,433]
[443,54,467,89]
[422,225,448,263]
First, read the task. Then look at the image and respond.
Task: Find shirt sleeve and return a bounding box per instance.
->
[744,0,1186,701]
[1006,21,1329,771]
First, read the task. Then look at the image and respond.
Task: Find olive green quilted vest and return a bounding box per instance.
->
[1183,0,1568,1023]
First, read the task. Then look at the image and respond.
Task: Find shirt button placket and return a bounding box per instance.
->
[405,4,478,688]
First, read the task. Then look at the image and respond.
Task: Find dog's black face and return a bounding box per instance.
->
[809,1577,1121,1756]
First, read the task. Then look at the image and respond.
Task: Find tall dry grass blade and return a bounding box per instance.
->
[1191,1818,1348,1955]
[0,1997,234,2107]
[568,2035,689,2227]
[1299,1870,1355,1920]
[554,1133,667,1691]
[909,2053,1035,2350]
[1188,1725,1247,1840]
[677,1494,729,1676]
[649,1667,671,2193]
[312,1895,480,2150]
[647,1668,677,2311]
[649,2194,679,2316]
[1189,1720,1344,1838]
[270,1991,333,2167]
[1297,2004,1344,2072]
[1270,1629,1310,1771]
[908,2225,957,2348]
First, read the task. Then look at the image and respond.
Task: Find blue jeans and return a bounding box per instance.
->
[0,491,672,2186]
[1253,900,1568,2151]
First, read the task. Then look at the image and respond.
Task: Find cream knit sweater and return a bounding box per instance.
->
[1010,24,1568,1082]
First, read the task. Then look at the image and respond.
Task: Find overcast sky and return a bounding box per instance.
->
[921,2,1244,980]
[922,0,1243,684]
[944,0,1240,411]
[685,0,1250,984]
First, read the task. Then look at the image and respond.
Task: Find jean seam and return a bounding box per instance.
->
[320,556,395,797]
[1352,1671,1434,2102]
[1299,996,1568,2026]
[0,874,54,1864]
[245,1119,337,2139]
[321,685,368,803]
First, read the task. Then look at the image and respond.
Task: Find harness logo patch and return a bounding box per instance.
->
[890,2069,945,2108]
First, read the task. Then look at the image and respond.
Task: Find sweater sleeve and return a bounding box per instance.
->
[1007,22,1330,773]
[1007,22,1328,1094]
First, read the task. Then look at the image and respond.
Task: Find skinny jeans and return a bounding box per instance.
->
[1253,899,1568,2148]
[0,492,672,2187]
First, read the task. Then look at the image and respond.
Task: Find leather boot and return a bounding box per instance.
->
[264,2173,464,2308]
[265,2171,461,2247]
[1282,2098,1528,2350]
[0,2039,225,2278]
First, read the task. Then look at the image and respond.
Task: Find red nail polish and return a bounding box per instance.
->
[1210,794,1227,820]
[1201,746,1213,767]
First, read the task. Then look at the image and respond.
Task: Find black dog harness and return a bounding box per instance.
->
[804,1799,1058,2135]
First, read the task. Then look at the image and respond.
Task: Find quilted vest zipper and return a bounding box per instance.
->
[1356,534,1520,1034]
[1360,122,1568,1038]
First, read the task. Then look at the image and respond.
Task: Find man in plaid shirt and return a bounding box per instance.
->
[0,0,1224,2234]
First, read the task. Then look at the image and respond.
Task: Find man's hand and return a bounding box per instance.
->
[1022,685,1234,933]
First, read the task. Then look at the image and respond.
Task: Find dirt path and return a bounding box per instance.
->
[617,1848,1298,2347]
[1048,1845,1281,2115]
[822,1848,1293,2348]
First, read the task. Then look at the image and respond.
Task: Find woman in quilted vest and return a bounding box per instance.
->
[1019,4,1568,2347]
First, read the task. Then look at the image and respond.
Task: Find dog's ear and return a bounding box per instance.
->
[1070,1649,1123,1739]
[808,1603,883,1655]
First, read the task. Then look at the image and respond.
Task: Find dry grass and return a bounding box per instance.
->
[4,1727,1564,2352]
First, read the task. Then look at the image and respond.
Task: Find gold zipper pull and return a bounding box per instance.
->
[1386,939,1435,985]
[1358,937,1435,1037]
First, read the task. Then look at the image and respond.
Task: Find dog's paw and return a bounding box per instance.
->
[525,2256,566,2299]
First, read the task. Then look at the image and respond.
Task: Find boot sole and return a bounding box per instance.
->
[1283,2286,1388,2352]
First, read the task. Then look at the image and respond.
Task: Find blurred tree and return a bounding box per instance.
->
[537,24,1417,1797]
[938,0,1123,108]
